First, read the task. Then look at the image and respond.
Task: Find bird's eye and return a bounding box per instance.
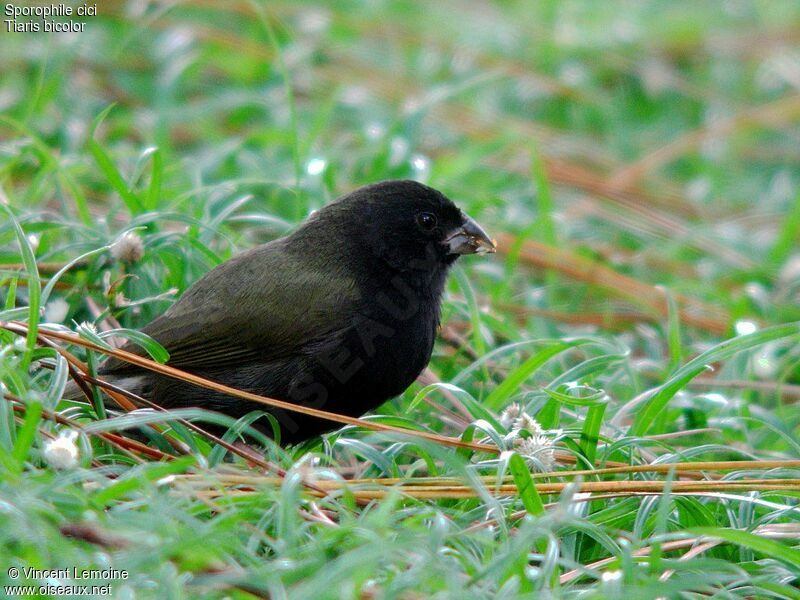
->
[416,212,437,231]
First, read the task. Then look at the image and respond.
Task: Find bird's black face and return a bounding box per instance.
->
[345,180,496,272]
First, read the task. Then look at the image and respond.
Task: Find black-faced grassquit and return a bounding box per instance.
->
[89,180,495,443]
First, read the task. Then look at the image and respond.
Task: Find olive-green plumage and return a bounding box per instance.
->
[93,180,495,444]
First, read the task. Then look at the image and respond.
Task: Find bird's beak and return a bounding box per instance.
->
[444,214,497,255]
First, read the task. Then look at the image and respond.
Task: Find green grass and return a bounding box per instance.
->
[2,1,800,597]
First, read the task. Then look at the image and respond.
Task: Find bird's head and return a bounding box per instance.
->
[322,180,496,273]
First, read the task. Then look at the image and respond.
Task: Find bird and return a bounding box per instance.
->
[88,180,495,444]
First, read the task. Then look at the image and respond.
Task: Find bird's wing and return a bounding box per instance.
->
[101,241,359,374]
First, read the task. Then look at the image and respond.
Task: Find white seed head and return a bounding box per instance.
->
[78,321,98,335]
[111,231,144,263]
[43,430,80,470]
[44,298,70,323]
[513,413,544,435]
[514,434,556,472]
[499,403,522,428]
[602,569,623,583]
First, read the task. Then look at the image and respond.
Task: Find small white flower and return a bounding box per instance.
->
[306,157,326,176]
[735,320,758,336]
[44,298,70,323]
[410,154,431,180]
[43,430,80,470]
[27,234,40,252]
[498,403,522,428]
[501,409,560,471]
[602,569,623,582]
[513,413,544,436]
[514,433,556,472]
[78,321,98,335]
[365,122,384,140]
[111,231,145,263]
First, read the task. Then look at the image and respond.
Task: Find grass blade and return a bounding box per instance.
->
[631,322,800,436]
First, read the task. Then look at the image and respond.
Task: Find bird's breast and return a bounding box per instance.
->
[302,273,442,404]
[355,275,443,390]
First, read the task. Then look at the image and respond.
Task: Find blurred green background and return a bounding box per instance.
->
[2,1,800,597]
